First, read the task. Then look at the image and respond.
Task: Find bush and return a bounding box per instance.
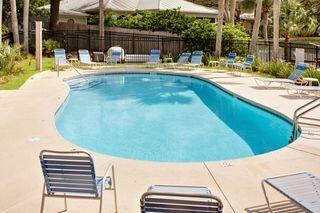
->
[252,57,268,73]
[0,41,23,76]
[181,22,249,55]
[266,60,293,78]
[2,24,9,34]
[43,39,60,57]
[303,67,320,81]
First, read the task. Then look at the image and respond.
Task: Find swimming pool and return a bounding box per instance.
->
[56,73,293,162]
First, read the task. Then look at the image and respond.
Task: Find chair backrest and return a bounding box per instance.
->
[54,49,69,66]
[177,52,191,65]
[39,150,99,197]
[288,63,308,81]
[140,186,223,213]
[149,50,161,63]
[78,49,92,64]
[111,51,121,62]
[227,53,237,63]
[245,55,255,64]
[190,51,203,65]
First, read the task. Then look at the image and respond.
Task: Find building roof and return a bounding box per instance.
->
[46,0,218,18]
[240,13,254,21]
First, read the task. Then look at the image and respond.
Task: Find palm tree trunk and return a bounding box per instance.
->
[10,0,20,45]
[215,0,225,58]
[99,0,105,51]
[0,0,3,43]
[23,0,29,54]
[229,0,236,25]
[272,0,281,60]
[262,11,269,41]
[249,0,263,54]
[49,0,60,31]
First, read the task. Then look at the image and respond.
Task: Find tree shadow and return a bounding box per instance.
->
[245,200,305,213]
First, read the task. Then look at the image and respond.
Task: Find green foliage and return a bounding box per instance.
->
[252,57,268,72]
[1,24,9,34]
[181,22,249,55]
[88,11,119,27]
[302,67,320,81]
[266,60,293,78]
[0,41,23,77]
[42,39,60,57]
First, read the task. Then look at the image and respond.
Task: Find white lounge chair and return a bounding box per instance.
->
[165,52,191,68]
[255,63,308,88]
[78,49,101,65]
[220,53,237,68]
[39,150,117,213]
[288,85,320,96]
[140,185,223,213]
[184,51,204,67]
[54,49,71,69]
[262,172,320,212]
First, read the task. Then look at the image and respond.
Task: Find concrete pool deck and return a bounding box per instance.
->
[0,66,319,213]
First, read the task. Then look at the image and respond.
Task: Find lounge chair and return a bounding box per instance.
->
[261,172,320,212]
[140,185,223,212]
[165,52,191,68]
[235,55,254,71]
[184,51,204,67]
[54,49,71,69]
[288,85,320,96]
[220,53,237,68]
[106,51,122,64]
[39,150,117,213]
[255,63,308,88]
[147,50,161,65]
[78,49,101,65]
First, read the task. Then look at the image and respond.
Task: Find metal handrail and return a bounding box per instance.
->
[291,97,320,141]
[56,57,89,83]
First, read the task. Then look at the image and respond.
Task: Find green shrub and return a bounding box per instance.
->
[43,39,60,57]
[303,67,320,81]
[266,60,293,78]
[0,41,23,76]
[1,24,9,34]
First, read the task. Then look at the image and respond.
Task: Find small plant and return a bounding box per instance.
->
[203,53,217,66]
[0,41,23,76]
[266,60,293,78]
[303,67,320,81]
[43,39,60,57]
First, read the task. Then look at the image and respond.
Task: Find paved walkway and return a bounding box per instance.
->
[0,66,319,213]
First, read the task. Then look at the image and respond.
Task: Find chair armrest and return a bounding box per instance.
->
[102,164,114,190]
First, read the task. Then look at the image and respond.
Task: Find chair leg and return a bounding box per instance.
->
[40,183,46,213]
[112,166,118,213]
[99,194,103,213]
[261,181,273,213]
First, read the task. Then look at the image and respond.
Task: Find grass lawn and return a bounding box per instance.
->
[0,57,54,90]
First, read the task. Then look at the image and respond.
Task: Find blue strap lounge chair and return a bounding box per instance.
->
[54,49,71,69]
[39,150,117,213]
[235,55,255,71]
[262,172,320,212]
[147,50,161,64]
[140,185,223,213]
[255,63,308,88]
[220,53,237,67]
[288,85,320,96]
[184,51,203,67]
[177,52,191,65]
[106,51,121,64]
[78,49,100,65]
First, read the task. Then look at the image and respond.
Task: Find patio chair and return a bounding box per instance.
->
[147,50,161,64]
[255,63,308,88]
[287,85,320,96]
[220,53,237,68]
[54,49,71,69]
[165,52,191,68]
[261,172,320,212]
[140,185,223,213]
[106,51,122,64]
[39,150,117,213]
[234,55,255,71]
[78,49,100,65]
[184,51,204,67]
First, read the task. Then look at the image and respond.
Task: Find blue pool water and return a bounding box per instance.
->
[56,73,293,162]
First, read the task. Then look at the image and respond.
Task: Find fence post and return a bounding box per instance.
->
[316,45,319,68]
[35,21,42,71]
[132,33,135,54]
[88,29,91,51]
[289,42,292,63]
[268,41,271,62]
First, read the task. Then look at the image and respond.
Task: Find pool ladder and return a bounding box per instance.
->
[290,97,320,143]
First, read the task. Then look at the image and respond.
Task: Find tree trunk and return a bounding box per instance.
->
[49,0,60,31]
[99,0,105,51]
[229,0,236,25]
[224,0,230,23]
[262,11,269,41]
[249,0,263,54]
[0,0,3,43]
[272,0,281,60]
[215,0,225,58]
[23,0,29,54]
[10,0,20,45]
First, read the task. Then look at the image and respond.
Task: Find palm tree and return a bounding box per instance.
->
[229,0,237,25]
[273,0,281,60]
[49,0,60,31]
[261,0,272,41]
[215,0,225,58]
[99,0,105,51]
[249,0,263,53]
[23,0,29,54]
[10,0,19,45]
[0,0,3,43]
